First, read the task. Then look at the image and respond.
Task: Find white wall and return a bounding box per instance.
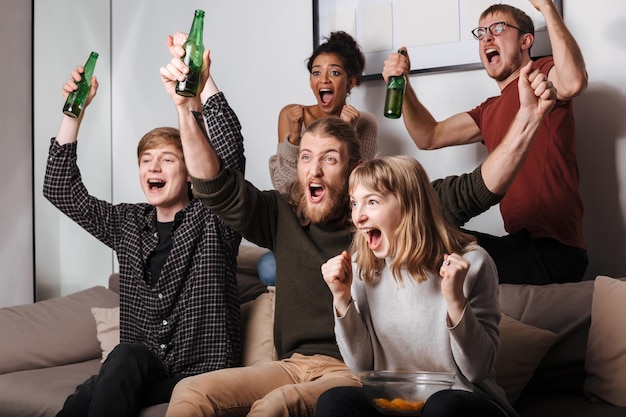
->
[34,0,113,299]
[563,0,626,279]
[30,0,626,299]
[0,0,33,307]
[110,0,313,205]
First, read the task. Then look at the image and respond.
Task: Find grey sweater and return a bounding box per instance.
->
[336,245,518,417]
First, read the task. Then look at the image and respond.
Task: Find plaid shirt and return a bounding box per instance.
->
[43,92,245,377]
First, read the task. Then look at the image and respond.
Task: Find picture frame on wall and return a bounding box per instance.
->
[313,0,563,80]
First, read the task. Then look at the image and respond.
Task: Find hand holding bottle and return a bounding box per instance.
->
[61,65,99,119]
[383,49,409,119]
[160,32,211,108]
[62,52,98,118]
[55,63,100,146]
[175,10,205,97]
[382,47,410,83]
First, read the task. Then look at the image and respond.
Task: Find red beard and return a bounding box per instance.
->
[290,178,349,225]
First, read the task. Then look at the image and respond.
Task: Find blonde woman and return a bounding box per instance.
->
[318,156,517,417]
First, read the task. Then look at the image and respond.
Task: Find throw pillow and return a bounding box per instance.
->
[237,245,270,276]
[584,276,626,407]
[495,313,558,404]
[91,307,120,362]
[240,287,277,366]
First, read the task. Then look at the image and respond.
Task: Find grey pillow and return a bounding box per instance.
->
[498,280,594,395]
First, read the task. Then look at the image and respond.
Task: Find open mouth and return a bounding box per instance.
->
[485,48,499,63]
[319,89,333,105]
[147,179,166,190]
[308,183,325,202]
[362,227,382,250]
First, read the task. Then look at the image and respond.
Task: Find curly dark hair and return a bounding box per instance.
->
[307,31,366,86]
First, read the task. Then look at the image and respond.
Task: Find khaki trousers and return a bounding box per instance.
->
[165,353,361,417]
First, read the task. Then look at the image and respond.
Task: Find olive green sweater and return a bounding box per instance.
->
[192,168,351,360]
[192,164,500,361]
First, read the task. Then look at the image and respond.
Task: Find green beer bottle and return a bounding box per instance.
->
[383,49,407,119]
[176,9,205,97]
[63,51,98,118]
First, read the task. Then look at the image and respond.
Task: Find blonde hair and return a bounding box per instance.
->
[348,155,475,285]
[302,116,361,166]
[136,127,183,164]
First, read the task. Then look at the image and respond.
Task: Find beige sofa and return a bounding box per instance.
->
[0,246,274,417]
[0,245,624,417]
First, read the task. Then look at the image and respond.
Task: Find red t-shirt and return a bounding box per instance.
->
[467,57,585,249]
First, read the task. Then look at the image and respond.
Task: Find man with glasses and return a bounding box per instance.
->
[383,1,588,285]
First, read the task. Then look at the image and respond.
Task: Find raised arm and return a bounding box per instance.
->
[481,60,556,194]
[431,61,556,227]
[160,35,220,180]
[44,66,123,249]
[270,104,304,193]
[530,0,588,100]
[164,33,245,176]
[55,66,99,145]
[321,251,353,317]
[382,48,482,150]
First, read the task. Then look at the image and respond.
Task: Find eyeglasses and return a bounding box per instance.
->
[471,21,524,40]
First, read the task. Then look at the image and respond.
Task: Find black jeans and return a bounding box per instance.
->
[465,229,588,285]
[315,386,507,417]
[56,343,183,417]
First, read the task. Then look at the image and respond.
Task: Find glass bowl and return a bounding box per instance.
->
[360,370,455,416]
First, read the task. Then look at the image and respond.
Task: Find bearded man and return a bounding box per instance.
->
[159,28,556,416]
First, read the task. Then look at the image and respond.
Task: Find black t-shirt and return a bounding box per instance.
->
[146,221,174,286]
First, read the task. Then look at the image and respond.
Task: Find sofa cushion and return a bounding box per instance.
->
[91,306,120,362]
[584,276,626,407]
[237,244,270,276]
[495,313,558,405]
[94,284,276,368]
[236,245,270,304]
[240,287,277,366]
[0,359,168,417]
[0,359,101,417]
[237,271,268,305]
[515,393,626,417]
[498,280,595,396]
[0,286,119,374]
